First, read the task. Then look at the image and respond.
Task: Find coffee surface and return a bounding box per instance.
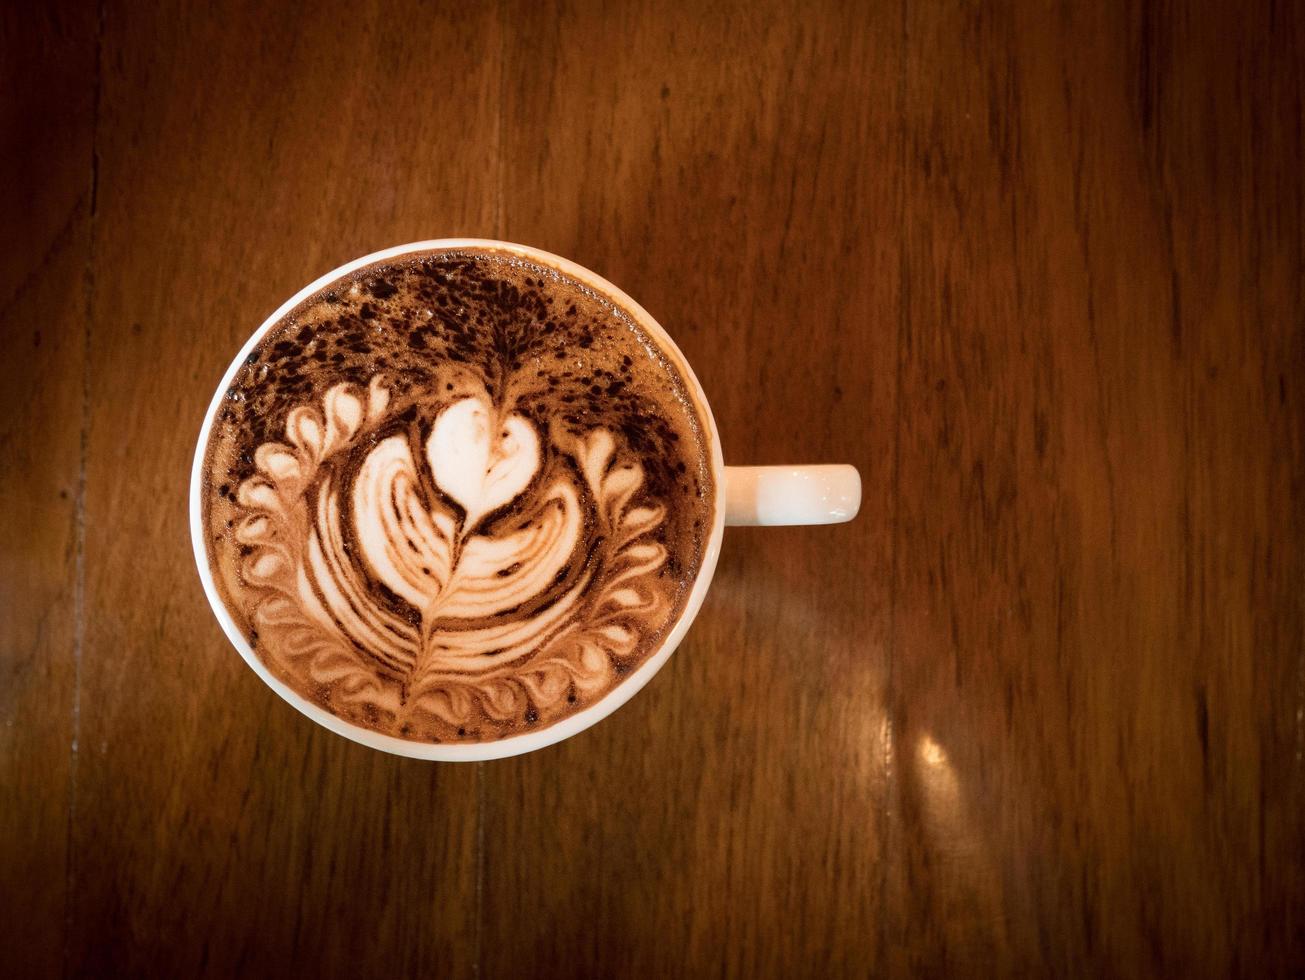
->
[201,248,714,743]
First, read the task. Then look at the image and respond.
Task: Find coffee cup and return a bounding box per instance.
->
[191,240,859,760]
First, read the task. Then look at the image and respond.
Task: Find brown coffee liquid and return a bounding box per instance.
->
[201,248,714,744]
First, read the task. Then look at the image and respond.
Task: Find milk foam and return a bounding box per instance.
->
[426,397,539,531]
[203,249,713,743]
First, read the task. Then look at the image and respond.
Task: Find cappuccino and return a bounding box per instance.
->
[200,248,714,743]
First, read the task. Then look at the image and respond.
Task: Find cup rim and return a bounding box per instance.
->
[189,239,727,761]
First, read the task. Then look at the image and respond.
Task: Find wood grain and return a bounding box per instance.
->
[887,3,1304,974]
[0,4,95,974]
[1,0,1302,976]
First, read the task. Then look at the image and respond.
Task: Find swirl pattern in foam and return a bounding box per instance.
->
[201,249,713,743]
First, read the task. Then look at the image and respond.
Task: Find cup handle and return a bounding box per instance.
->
[723,464,861,526]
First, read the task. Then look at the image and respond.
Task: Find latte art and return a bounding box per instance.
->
[235,375,669,725]
[202,249,713,742]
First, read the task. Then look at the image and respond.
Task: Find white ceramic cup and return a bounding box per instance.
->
[190,240,860,761]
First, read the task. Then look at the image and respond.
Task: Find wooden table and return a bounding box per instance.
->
[4,2,1302,976]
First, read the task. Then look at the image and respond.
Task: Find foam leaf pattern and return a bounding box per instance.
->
[228,376,674,739]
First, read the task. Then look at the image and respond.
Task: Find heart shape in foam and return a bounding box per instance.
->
[426,397,540,530]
